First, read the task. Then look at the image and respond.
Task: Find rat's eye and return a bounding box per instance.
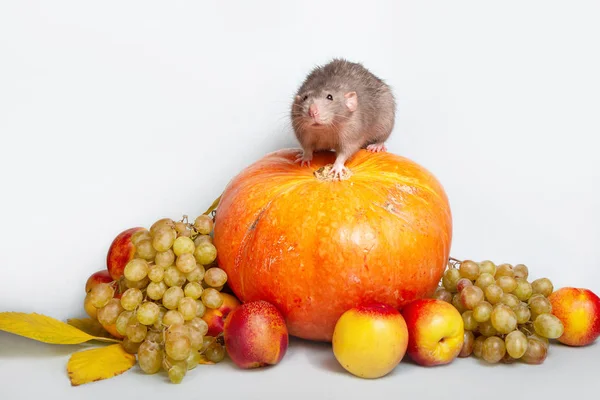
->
[303,95,309,101]
[326,94,333,101]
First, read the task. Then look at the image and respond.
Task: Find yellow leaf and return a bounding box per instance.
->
[197,354,215,365]
[67,318,114,339]
[203,194,221,215]
[0,312,118,344]
[67,343,136,386]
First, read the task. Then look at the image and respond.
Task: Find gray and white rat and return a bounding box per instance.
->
[291,58,396,179]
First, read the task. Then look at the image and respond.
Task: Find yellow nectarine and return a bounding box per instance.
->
[332,303,408,379]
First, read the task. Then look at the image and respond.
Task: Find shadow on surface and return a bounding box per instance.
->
[0,331,97,359]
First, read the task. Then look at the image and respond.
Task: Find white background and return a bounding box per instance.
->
[1,1,599,399]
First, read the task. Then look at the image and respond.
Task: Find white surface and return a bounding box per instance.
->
[1,1,599,399]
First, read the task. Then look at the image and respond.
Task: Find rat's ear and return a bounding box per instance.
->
[344,91,358,112]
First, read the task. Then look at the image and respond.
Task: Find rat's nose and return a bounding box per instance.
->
[308,104,319,118]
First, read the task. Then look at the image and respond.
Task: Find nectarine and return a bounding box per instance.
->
[548,287,600,346]
[332,302,408,379]
[201,292,241,336]
[223,300,288,369]
[401,298,464,366]
[85,270,113,293]
[106,227,147,280]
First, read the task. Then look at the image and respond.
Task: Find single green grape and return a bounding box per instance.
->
[138,340,163,374]
[193,215,214,235]
[442,268,461,293]
[97,298,124,326]
[148,265,165,283]
[185,265,205,283]
[490,304,518,334]
[176,253,197,274]
[459,331,475,357]
[531,278,554,297]
[194,242,218,266]
[120,288,143,311]
[168,364,187,384]
[147,281,168,300]
[462,311,479,331]
[475,273,495,290]
[481,336,506,364]
[533,313,564,339]
[204,343,226,363]
[155,249,175,267]
[124,258,149,282]
[162,286,184,310]
[135,239,157,260]
[478,260,496,276]
[150,218,175,236]
[473,301,493,323]
[513,279,533,301]
[496,276,517,293]
[137,302,160,325]
[513,264,529,280]
[484,284,503,305]
[494,264,514,278]
[201,288,223,309]
[152,227,176,252]
[204,267,228,288]
[521,337,548,364]
[459,260,480,281]
[164,266,186,287]
[178,297,199,321]
[184,282,203,300]
[460,285,484,310]
[173,236,196,256]
[505,330,528,359]
[165,335,192,361]
[89,283,114,308]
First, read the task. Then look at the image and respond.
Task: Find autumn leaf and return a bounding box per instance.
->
[0,312,119,344]
[67,318,114,339]
[197,354,215,365]
[67,343,136,386]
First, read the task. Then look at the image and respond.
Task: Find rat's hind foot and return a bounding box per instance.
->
[294,152,313,167]
[366,142,387,153]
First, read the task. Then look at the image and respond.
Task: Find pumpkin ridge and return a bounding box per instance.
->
[354,171,448,207]
[233,179,309,300]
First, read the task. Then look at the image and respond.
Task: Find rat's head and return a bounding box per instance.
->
[291,88,358,128]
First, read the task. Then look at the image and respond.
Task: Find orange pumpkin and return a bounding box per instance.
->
[213,148,452,342]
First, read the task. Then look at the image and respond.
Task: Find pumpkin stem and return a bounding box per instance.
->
[314,165,353,181]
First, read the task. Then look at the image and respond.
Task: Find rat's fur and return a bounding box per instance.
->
[291,58,396,178]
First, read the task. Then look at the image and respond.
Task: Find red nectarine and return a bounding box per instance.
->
[85,270,113,293]
[401,298,464,366]
[106,227,147,280]
[548,287,600,347]
[223,300,288,369]
[201,292,241,336]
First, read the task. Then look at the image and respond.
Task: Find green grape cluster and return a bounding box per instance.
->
[87,214,227,384]
[433,259,563,365]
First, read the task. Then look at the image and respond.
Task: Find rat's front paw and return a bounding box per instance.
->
[294,152,313,167]
[328,163,349,180]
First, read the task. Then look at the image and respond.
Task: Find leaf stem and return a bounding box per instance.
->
[203,195,222,216]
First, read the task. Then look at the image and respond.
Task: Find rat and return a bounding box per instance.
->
[290,58,396,179]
